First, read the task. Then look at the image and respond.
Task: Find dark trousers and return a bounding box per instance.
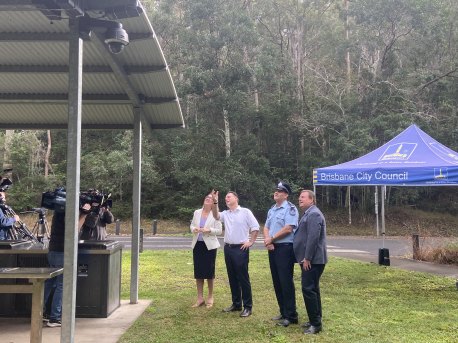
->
[301,264,325,327]
[268,243,297,320]
[224,244,252,309]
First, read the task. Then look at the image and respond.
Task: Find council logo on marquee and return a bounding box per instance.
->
[434,168,448,180]
[379,143,417,161]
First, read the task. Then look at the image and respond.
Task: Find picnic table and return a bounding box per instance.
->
[0,267,63,343]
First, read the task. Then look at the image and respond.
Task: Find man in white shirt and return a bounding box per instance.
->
[211,190,259,317]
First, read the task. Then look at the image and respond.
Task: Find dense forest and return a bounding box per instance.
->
[1,0,457,221]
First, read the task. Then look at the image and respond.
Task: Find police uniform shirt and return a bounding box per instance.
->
[220,206,260,244]
[265,200,298,244]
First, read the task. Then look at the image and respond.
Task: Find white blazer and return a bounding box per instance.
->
[190,209,222,250]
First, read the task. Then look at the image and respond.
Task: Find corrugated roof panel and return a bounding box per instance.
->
[0,103,133,126]
[0,1,184,130]
[83,74,125,94]
[0,11,68,32]
[113,39,166,66]
[144,102,184,126]
[0,73,67,93]
[0,42,69,65]
[130,72,176,98]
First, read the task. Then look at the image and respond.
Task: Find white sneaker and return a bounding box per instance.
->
[47,320,61,327]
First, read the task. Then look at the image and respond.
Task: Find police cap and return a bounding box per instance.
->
[275,181,292,195]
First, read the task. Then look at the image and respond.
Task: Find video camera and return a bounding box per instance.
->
[79,189,112,213]
[41,188,112,213]
[41,187,67,212]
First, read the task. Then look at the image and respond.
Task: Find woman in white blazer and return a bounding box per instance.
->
[190,193,222,308]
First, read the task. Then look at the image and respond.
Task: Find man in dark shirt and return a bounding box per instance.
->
[43,203,91,327]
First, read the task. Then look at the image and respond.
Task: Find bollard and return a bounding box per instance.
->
[140,228,144,253]
[152,219,157,235]
[412,234,420,260]
[115,219,121,235]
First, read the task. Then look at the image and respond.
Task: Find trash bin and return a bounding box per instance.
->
[76,240,122,318]
[0,241,48,316]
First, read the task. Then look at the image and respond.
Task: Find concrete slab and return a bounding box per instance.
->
[0,299,151,343]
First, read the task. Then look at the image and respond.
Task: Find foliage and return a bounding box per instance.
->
[119,251,458,343]
[2,0,458,220]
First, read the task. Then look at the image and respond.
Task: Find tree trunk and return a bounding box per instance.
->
[2,130,13,172]
[344,0,351,89]
[223,108,231,158]
[44,130,52,178]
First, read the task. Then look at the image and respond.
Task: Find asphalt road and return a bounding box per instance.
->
[109,234,458,278]
[109,235,431,258]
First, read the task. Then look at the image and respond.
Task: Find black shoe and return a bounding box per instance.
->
[42,313,50,322]
[276,318,298,327]
[222,305,242,312]
[271,314,284,321]
[301,321,311,328]
[240,308,252,317]
[304,325,322,334]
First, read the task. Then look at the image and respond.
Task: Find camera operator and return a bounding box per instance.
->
[0,191,20,240]
[43,203,91,327]
[79,201,114,241]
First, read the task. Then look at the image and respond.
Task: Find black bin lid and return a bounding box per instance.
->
[77,240,120,250]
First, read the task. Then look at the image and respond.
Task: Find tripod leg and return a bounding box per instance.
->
[44,221,51,240]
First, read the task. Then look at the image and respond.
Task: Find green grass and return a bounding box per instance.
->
[118,251,458,343]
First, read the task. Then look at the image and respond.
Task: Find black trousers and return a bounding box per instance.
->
[301,264,325,327]
[224,244,252,309]
[268,243,297,320]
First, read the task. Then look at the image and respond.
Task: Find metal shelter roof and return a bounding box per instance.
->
[0,2,183,342]
[0,0,184,130]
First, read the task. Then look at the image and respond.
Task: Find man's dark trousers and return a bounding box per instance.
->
[268,243,297,321]
[224,244,252,309]
[301,264,325,326]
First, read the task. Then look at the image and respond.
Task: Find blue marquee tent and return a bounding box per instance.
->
[313,124,458,186]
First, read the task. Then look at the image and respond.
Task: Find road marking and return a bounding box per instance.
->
[327,245,370,254]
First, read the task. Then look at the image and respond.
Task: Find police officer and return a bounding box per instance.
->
[263,181,299,327]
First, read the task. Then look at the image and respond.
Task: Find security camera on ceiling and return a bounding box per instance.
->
[104,23,129,54]
[79,16,129,54]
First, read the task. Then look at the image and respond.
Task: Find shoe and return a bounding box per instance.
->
[271,314,284,321]
[276,318,298,327]
[222,304,242,312]
[42,313,50,322]
[301,321,311,328]
[240,308,252,317]
[47,320,62,328]
[206,301,214,308]
[191,300,205,308]
[304,325,322,334]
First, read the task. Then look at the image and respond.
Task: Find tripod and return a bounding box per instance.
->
[1,203,40,244]
[24,208,51,243]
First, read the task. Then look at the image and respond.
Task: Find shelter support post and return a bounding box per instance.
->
[375,186,379,237]
[381,186,386,244]
[130,107,142,304]
[412,234,420,260]
[62,17,83,343]
[347,186,351,225]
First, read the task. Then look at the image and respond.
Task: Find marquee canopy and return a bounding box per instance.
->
[313,124,458,186]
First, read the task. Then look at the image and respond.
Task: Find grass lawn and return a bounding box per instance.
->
[118,251,458,343]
